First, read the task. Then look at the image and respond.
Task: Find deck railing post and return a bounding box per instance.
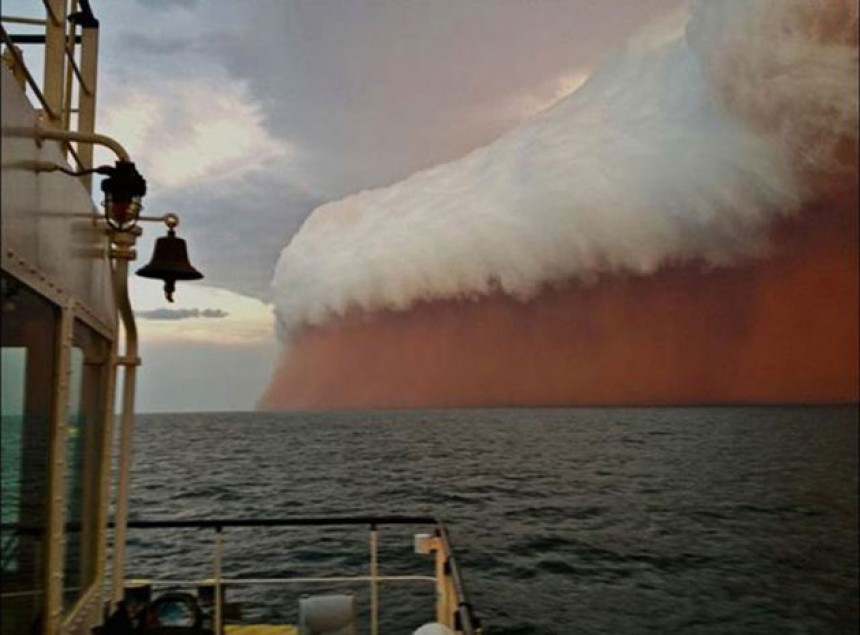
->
[369,524,379,635]
[214,526,223,635]
[431,537,453,629]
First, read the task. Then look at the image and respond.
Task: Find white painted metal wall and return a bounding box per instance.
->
[1,65,115,331]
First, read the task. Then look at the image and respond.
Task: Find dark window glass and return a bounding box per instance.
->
[62,321,110,613]
[1,273,58,635]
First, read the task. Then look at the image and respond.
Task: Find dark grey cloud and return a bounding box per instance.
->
[216,1,684,190]
[136,308,229,320]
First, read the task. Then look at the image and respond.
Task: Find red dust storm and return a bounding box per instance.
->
[261,184,858,409]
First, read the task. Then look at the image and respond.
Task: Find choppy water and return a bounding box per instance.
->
[126,407,859,634]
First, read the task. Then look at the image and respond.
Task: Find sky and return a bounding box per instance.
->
[8,0,685,411]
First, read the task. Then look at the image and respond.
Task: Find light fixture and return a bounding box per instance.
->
[99,160,147,231]
[43,159,147,231]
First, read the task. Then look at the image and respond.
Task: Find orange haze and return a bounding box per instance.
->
[260,183,858,409]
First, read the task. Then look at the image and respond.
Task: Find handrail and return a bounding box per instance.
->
[128,576,437,586]
[0,16,49,26]
[5,516,443,534]
[109,516,480,635]
[1,516,481,633]
[5,515,451,534]
[4,34,81,43]
[118,515,438,529]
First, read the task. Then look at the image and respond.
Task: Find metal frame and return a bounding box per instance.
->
[1,248,114,341]
[1,0,100,186]
[1,249,118,635]
[43,293,74,635]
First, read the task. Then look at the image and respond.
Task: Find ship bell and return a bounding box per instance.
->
[136,228,203,302]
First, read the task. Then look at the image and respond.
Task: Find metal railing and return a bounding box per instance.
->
[1,0,99,189]
[113,516,481,635]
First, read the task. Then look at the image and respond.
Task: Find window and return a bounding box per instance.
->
[62,321,110,613]
[1,273,58,635]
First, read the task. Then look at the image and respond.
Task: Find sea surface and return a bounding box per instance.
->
[125,407,859,634]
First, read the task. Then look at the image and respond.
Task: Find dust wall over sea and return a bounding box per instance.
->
[261,193,858,409]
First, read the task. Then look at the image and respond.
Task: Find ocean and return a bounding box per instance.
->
[125,407,859,634]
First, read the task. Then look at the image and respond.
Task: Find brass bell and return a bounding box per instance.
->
[136,226,203,302]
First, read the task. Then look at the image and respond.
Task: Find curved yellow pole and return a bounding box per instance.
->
[34,125,130,162]
[108,228,141,606]
[4,125,130,163]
